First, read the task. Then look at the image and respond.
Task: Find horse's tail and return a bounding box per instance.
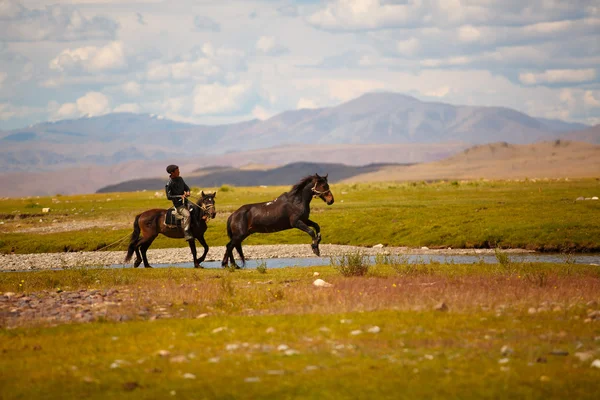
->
[124,214,141,262]
[226,212,234,239]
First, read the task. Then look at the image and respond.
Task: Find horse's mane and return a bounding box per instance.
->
[288,175,317,198]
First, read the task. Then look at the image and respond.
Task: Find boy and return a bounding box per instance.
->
[165,164,193,241]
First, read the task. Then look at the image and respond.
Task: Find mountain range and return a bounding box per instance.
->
[1,92,593,174]
[1,91,598,196]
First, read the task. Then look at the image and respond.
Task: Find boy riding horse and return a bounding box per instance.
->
[165,164,193,242]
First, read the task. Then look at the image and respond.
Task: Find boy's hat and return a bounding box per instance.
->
[166,164,179,174]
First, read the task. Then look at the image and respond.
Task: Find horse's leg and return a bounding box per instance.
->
[133,244,143,268]
[139,235,157,268]
[234,242,246,268]
[197,234,209,264]
[187,239,202,268]
[306,219,322,244]
[223,240,238,268]
[294,220,321,256]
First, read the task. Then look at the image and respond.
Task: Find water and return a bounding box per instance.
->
[108,253,600,270]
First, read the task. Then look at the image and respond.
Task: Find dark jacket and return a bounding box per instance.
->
[165,177,190,207]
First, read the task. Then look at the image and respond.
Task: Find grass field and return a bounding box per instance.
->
[1,260,600,399]
[1,179,600,399]
[1,178,599,254]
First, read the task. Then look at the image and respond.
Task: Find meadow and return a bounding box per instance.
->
[0,178,599,254]
[1,178,599,399]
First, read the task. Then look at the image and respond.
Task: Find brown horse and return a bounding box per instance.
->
[222,174,334,268]
[125,191,217,268]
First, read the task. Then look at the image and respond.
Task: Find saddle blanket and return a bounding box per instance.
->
[165,207,184,228]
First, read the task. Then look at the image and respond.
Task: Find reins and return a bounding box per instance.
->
[93,233,131,252]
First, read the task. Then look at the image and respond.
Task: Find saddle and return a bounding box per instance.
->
[165,207,185,228]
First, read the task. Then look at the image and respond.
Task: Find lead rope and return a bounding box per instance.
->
[94,233,131,252]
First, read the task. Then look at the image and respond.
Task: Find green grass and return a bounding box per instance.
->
[1,262,600,399]
[1,179,599,254]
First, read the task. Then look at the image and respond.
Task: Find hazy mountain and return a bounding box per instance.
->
[96,162,403,193]
[559,124,600,144]
[0,92,593,174]
[344,140,600,183]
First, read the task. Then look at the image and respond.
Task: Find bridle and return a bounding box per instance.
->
[311,181,331,198]
[188,198,215,220]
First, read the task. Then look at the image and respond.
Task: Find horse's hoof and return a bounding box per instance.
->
[311,246,320,256]
[144,265,153,268]
[134,259,142,268]
[194,264,204,269]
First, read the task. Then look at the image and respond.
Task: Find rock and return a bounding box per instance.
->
[592,197,599,200]
[156,350,171,357]
[350,330,363,336]
[576,196,585,201]
[313,272,320,276]
[574,352,595,362]
[367,326,381,333]
[265,327,275,334]
[591,359,600,368]
[183,373,196,379]
[244,377,260,383]
[498,358,510,364]
[169,355,188,363]
[372,244,384,249]
[313,279,333,287]
[500,345,514,356]
[421,246,429,250]
[196,313,209,318]
[434,302,448,312]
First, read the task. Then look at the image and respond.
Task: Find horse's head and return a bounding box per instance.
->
[196,191,217,220]
[312,174,334,205]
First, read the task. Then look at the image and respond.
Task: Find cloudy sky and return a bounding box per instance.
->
[0,0,599,130]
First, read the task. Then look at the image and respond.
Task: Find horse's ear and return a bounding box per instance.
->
[201,190,205,197]
[213,191,217,197]
[315,173,321,179]
[324,174,328,180]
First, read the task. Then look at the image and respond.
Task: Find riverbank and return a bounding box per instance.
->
[0,244,535,271]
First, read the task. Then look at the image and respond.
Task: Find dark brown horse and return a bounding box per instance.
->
[222,174,334,268]
[125,191,217,268]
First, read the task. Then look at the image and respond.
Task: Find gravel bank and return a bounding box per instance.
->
[0,245,533,271]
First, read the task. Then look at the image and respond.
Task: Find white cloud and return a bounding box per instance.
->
[457,25,481,42]
[584,91,600,108]
[256,36,288,56]
[396,38,420,56]
[77,92,110,116]
[113,103,141,113]
[0,0,117,42]
[122,81,141,97]
[425,86,450,98]
[49,42,126,73]
[192,82,253,115]
[519,69,596,85]
[297,98,319,109]
[145,44,245,82]
[308,0,422,31]
[50,91,111,120]
[251,105,272,120]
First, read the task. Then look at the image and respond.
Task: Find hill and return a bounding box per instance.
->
[95,162,405,193]
[344,140,600,182]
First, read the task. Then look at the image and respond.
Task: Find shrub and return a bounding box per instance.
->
[331,252,370,276]
[256,261,267,274]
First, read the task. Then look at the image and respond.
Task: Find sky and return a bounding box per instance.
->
[0,0,599,130]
